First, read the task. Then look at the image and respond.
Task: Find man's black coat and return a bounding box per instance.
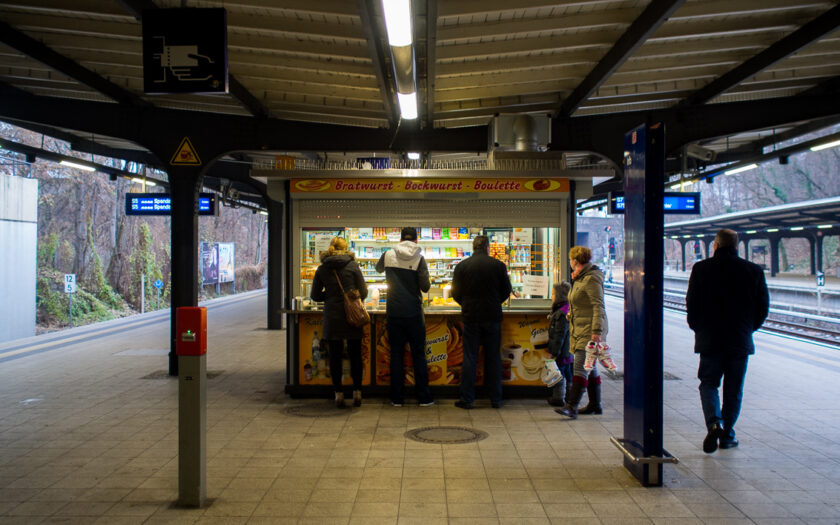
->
[686,246,770,357]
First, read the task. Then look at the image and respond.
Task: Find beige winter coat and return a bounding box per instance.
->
[568,263,608,352]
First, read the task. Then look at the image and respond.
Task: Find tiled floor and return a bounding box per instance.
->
[1,291,839,524]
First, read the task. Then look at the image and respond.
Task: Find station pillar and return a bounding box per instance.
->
[168,167,203,376]
[615,122,675,486]
[266,197,284,330]
[816,234,825,274]
[176,306,207,508]
[769,235,780,277]
[679,240,687,272]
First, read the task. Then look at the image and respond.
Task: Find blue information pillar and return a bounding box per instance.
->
[617,122,673,486]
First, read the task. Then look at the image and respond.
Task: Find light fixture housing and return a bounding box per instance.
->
[724,163,758,176]
[381,0,412,46]
[131,177,156,187]
[397,92,418,120]
[382,0,417,121]
[810,138,840,152]
[60,160,95,172]
[407,152,420,160]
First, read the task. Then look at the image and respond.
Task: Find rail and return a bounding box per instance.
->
[604,283,840,346]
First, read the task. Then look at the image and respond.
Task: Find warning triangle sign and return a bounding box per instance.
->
[170,137,202,166]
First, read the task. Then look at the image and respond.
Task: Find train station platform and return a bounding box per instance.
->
[1,290,839,524]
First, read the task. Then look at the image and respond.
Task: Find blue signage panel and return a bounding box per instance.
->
[622,123,666,486]
[142,8,229,94]
[610,192,700,215]
[126,193,218,216]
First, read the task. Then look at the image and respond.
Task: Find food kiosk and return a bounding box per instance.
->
[254,165,609,398]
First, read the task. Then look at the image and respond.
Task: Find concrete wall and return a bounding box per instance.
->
[0,174,38,343]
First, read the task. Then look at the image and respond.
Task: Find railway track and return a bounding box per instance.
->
[605,286,840,347]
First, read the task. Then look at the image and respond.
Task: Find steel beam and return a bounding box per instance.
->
[357,0,398,126]
[680,4,840,106]
[555,0,686,117]
[425,0,438,127]
[0,92,487,152]
[0,21,150,107]
[551,92,840,168]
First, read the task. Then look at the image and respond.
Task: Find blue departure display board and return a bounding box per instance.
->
[610,192,700,215]
[125,193,218,216]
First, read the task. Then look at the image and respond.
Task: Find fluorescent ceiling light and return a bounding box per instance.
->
[60,160,95,172]
[668,182,681,189]
[407,152,420,160]
[381,0,412,46]
[397,92,417,120]
[818,224,833,229]
[746,230,757,234]
[682,235,691,238]
[131,177,156,186]
[259,210,268,216]
[724,163,758,176]
[810,138,840,152]
[790,226,804,231]
[766,228,779,233]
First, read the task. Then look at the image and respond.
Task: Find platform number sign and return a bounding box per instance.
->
[817,271,825,287]
[65,274,77,328]
[64,274,76,294]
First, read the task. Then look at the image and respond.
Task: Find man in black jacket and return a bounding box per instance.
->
[451,235,513,409]
[686,229,769,453]
[376,227,433,407]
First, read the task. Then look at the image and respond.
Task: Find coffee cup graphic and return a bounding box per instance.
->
[502,343,525,366]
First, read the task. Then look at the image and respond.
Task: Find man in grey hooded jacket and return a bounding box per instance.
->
[376,227,434,406]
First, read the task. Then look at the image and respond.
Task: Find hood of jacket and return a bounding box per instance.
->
[321,253,355,269]
[384,240,423,270]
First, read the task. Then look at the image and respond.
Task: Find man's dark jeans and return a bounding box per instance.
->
[460,321,502,405]
[698,354,749,439]
[388,315,432,405]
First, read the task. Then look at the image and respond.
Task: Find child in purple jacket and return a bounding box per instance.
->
[547,281,572,406]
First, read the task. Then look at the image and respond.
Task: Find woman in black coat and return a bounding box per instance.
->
[310,237,368,407]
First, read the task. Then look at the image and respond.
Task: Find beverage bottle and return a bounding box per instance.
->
[311,332,320,377]
[304,360,313,381]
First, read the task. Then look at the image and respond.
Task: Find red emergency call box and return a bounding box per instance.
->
[176,307,207,356]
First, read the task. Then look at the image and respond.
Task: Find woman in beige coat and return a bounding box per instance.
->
[555,246,608,419]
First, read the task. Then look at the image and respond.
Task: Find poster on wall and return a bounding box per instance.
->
[499,314,551,385]
[375,316,474,386]
[200,242,218,285]
[297,314,371,385]
[217,243,235,283]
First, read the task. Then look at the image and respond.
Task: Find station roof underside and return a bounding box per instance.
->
[664,195,840,236]
[2,0,840,197]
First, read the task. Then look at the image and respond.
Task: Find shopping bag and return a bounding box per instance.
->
[333,270,370,327]
[541,359,563,387]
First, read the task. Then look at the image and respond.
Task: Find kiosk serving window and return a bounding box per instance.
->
[299,225,562,305]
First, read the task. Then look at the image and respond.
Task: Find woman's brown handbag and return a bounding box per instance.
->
[333,270,370,327]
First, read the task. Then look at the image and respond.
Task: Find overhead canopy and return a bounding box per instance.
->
[664,196,840,236]
[1,0,840,182]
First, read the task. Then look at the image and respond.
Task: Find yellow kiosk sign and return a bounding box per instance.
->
[291,177,569,194]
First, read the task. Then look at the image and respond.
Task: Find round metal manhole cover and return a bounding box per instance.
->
[405,426,488,444]
[284,404,352,418]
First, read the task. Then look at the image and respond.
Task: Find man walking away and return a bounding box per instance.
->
[376,227,434,407]
[686,228,769,453]
[451,235,513,409]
